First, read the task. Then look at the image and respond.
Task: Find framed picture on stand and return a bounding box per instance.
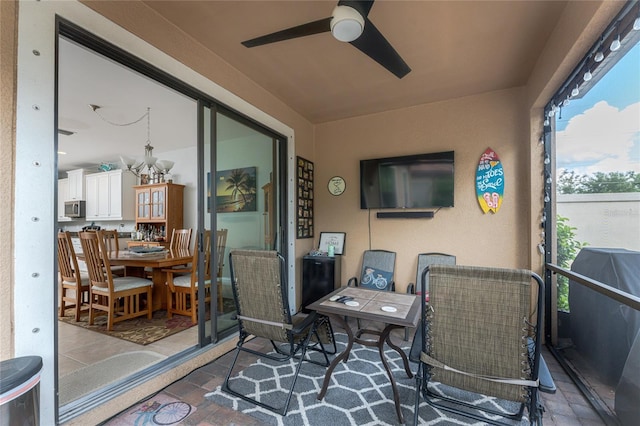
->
[318,232,346,255]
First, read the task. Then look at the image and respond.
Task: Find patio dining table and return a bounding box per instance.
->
[307,287,420,424]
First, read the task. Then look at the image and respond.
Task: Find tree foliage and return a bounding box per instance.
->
[557,170,640,194]
[556,215,587,311]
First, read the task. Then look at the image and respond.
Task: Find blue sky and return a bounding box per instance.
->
[555,41,640,175]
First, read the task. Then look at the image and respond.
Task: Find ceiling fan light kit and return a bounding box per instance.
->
[330,5,364,42]
[241,0,410,79]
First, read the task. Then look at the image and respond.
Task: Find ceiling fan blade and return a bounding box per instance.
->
[338,0,375,18]
[242,17,332,48]
[350,19,411,79]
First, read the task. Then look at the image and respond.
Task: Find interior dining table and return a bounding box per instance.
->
[100,249,192,312]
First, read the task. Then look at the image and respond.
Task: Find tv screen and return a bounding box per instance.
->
[360,151,454,209]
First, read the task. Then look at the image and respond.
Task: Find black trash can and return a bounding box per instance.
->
[0,356,43,426]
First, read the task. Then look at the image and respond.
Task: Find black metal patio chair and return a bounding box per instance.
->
[347,249,396,333]
[222,250,334,415]
[404,252,456,341]
[413,264,553,425]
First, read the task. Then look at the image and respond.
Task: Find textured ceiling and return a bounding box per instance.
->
[141,0,568,123]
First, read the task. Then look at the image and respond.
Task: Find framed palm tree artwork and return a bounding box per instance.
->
[215,167,257,213]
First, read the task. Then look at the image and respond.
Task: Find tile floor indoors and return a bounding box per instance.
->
[58,320,197,377]
[97,327,608,426]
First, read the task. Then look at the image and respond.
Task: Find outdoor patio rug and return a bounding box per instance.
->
[205,332,532,425]
[102,392,196,426]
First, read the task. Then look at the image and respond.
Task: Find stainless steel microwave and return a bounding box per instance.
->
[64,200,85,218]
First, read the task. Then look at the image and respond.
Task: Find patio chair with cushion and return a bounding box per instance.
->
[347,249,396,332]
[413,264,552,425]
[223,250,334,415]
[347,249,396,291]
[404,252,456,341]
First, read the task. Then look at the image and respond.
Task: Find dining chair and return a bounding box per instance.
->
[165,230,211,324]
[215,229,228,312]
[404,252,456,341]
[57,231,90,321]
[412,264,551,425]
[169,228,192,253]
[223,250,333,415]
[101,229,125,277]
[101,229,120,251]
[79,230,153,331]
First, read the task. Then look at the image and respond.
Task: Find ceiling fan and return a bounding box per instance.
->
[241,0,411,79]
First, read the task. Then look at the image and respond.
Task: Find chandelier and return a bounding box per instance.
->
[90,104,175,182]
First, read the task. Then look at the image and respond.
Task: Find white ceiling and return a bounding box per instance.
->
[58,38,198,174]
[60,0,572,173]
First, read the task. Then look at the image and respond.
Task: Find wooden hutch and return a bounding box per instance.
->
[133,182,184,245]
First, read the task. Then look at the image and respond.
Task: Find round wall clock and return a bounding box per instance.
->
[328,176,346,196]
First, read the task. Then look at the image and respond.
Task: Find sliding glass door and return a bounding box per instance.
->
[200,106,285,342]
[55,21,289,420]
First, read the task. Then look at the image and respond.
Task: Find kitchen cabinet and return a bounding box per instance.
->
[301,255,341,313]
[134,182,184,242]
[66,168,87,201]
[57,178,71,222]
[85,170,136,221]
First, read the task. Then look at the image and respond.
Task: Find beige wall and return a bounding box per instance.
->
[0,0,17,360]
[314,88,532,290]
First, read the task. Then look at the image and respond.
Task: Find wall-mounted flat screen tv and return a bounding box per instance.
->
[360,151,454,209]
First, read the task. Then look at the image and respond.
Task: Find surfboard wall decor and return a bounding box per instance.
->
[476,147,504,214]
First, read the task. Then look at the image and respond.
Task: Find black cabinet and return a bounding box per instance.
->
[302,255,341,312]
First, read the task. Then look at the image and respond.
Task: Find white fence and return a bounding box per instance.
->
[557,192,640,252]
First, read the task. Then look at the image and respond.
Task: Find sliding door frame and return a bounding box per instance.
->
[54,16,290,419]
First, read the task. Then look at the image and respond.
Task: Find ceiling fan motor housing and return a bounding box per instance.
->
[240,0,410,79]
[331,5,364,42]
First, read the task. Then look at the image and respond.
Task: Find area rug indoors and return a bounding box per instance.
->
[103,392,196,426]
[205,332,533,426]
[59,307,200,345]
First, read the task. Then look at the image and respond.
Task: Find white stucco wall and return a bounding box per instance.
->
[557,192,640,252]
